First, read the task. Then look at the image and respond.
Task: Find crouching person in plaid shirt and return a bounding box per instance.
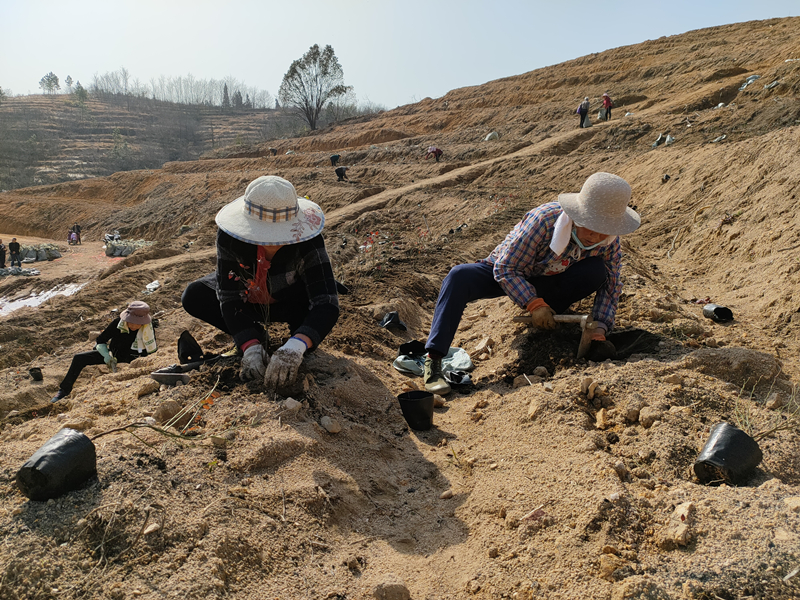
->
[182,176,340,390]
[423,172,641,395]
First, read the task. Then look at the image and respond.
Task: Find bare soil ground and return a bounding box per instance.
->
[1,17,800,600]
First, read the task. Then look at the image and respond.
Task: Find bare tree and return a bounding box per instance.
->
[120,67,130,95]
[278,44,350,130]
[65,76,73,93]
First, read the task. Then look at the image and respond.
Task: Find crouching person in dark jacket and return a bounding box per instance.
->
[181,175,339,390]
[51,301,156,402]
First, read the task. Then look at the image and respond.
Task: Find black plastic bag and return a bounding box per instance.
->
[380,311,407,331]
[16,428,97,501]
[702,304,734,322]
[587,340,617,362]
[444,370,472,385]
[694,422,762,485]
[397,391,434,431]
[178,330,205,364]
[398,340,426,357]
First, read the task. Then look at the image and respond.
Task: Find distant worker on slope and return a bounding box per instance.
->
[577,97,591,128]
[602,93,614,121]
[335,166,349,182]
[8,238,21,268]
[0,239,6,268]
[425,146,444,162]
[181,176,340,390]
[72,223,82,244]
[420,172,640,395]
[51,301,157,403]
[330,154,341,167]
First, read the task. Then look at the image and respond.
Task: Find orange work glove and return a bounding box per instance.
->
[526,298,556,330]
[590,329,606,341]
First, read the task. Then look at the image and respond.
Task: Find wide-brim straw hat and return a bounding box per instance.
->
[558,172,641,235]
[120,300,151,324]
[215,175,324,245]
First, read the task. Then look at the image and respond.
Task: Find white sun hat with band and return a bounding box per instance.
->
[558,172,640,235]
[215,175,325,245]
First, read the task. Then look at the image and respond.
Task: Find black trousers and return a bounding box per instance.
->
[181,280,310,343]
[59,351,107,393]
[0,250,5,267]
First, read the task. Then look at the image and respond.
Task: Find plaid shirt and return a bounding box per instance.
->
[215,230,339,348]
[481,202,623,330]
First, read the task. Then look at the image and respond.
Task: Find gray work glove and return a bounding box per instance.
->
[264,337,307,388]
[529,305,556,329]
[240,344,268,382]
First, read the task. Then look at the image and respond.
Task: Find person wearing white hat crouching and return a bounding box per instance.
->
[181,176,340,390]
[422,172,641,395]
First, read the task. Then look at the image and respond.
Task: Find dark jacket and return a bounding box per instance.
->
[8,241,20,254]
[97,318,148,362]
[214,230,339,349]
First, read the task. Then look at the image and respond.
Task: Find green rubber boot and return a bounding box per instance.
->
[424,355,451,395]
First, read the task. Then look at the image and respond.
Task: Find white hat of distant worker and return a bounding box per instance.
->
[215,175,324,245]
[558,172,641,235]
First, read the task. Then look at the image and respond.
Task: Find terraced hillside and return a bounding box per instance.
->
[0,94,297,190]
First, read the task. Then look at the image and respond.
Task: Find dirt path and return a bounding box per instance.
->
[326,126,603,228]
[0,236,122,296]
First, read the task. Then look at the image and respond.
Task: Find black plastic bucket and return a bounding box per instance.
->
[16,428,98,501]
[28,367,43,381]
[398,391,435,431]
[694,422,762,485]
[702,304,734,322]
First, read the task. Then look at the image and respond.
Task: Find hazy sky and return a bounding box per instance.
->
[1,0,797,109]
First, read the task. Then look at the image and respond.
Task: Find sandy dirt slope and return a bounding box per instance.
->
[1,17,800,600]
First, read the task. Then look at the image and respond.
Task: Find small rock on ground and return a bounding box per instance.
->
[372,575,410,600]
[320,416,342,433]
[137,380,160,397]
[611,576,671,600]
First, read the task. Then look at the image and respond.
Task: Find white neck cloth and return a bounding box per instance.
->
[550,211,574,255]
[550,211,613,255]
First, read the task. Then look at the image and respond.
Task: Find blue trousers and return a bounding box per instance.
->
[425,257,606,356]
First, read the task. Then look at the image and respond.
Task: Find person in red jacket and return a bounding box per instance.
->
[602,93,614,121]
[425,146,444,162]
